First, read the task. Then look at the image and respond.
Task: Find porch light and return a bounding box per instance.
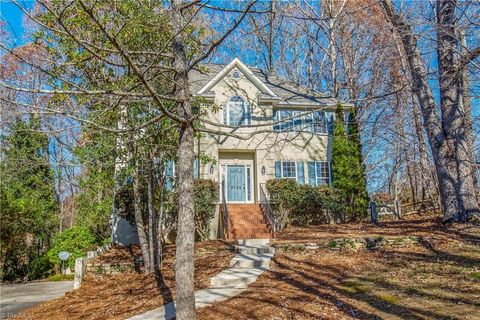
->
[261,165,266,175]
[210,164,215,175]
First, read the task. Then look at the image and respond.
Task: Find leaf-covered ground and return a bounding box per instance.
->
[197,215,480,319]
[14,240,235,320]
[13,216,480,319]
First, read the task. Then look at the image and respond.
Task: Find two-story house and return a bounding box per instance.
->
[112,57,349,245]
[189,58,350,240]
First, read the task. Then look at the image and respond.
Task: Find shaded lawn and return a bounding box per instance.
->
[198,217,480,320]
[15,240,235,320]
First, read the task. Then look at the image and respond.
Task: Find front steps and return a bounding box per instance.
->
[227,204,273,240]
[210,238,274,287]
[128,239,275,320]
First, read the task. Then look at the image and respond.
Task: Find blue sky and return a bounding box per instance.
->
[0,1,34,45]
[1,0,478,192]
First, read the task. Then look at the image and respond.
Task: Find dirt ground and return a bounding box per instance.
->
[14,240,235,320]
[198,215,480,320]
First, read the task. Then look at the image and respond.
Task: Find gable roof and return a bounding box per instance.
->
[189,58,343,107]
[195,58,277,97]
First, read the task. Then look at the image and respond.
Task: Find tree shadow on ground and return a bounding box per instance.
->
[276,254,454,320]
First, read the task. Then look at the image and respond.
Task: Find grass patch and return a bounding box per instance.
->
[468,272,480,280]
[375,293,399,304]
[340,279,371,294]
[48,274,74,281]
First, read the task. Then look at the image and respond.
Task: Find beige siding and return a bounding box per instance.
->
[196,69,331,202]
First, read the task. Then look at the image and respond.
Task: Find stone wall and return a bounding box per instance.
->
[273,236,421,252]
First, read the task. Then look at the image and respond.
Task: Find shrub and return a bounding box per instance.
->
[265,179,302,227]
[28,254,53,280]
[169,179,218,241]
[47,226,96,269]
[193,179,219,241]
[266,179,347,227]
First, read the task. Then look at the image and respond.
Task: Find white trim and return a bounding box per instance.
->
[223,95,251,126]
[278,101,354,109]
[196,58,277,97]
[313,161,331,186]
[221,164,254,204]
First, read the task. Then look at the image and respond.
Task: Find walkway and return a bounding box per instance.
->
[128,239,274,320]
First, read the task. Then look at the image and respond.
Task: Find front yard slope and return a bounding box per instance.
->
[15,240,235,320]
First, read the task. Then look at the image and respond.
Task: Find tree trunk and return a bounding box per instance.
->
[381,0,480,222]
[147,158,156,274]
[458,28,477,189]
[132,161,152,274]
[171,1,196,318]
[156,176,165,274]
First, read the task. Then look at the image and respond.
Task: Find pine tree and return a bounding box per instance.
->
[347,107,369,217]
[331,105,368,220]
[0,116,58,280]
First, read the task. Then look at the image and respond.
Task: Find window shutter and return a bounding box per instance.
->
[329,161,333,184]
[326,112,334,135]
[165,160,174,191]
[193,159,199,179]
[297,162,305,184]
[247,104,252,125]
[223,103,227,125]
[274,161,281,179]
[308,161,316,186]
[273,110,279,131]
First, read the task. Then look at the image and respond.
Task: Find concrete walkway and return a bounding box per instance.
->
[128,239,274,320]
[0,281,73,317]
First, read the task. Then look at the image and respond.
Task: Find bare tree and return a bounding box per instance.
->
[381,0,480,222]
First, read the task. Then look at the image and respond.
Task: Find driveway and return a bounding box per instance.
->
[0,281,73,317]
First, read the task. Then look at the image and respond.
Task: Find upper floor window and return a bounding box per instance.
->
[223,96,251,127]
[274,109,330,134]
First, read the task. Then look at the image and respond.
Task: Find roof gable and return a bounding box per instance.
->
[196,58,277,97]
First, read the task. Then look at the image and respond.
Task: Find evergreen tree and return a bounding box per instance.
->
[331,105,368,220]
[347,107,369,216]
[0,117,58,281]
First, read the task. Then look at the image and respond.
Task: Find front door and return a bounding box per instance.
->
[227,165,245,202]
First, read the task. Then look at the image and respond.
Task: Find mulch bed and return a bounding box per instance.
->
[198,216,480,319]
[15,240,235,320]
[274,214,479,245]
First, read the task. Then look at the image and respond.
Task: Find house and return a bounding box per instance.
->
[112,57,350,245]
[188,58,350,240]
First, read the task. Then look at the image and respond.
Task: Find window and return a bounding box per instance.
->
[274,109,327,134]
[231,69,241,80]
[282,161,297,179]
[312,111,327,134]
[315,161,331,185]
[224,96,251,127]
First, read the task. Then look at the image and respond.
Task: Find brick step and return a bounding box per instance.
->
[229,232,272,239]
[229,212,264,216]
[230,218,265,222]
[226,204,272,240]
[231,223,269,229]
[228,211,263,216]
[231,227,271,233]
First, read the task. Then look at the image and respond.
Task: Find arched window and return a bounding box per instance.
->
[223,96,251,126]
